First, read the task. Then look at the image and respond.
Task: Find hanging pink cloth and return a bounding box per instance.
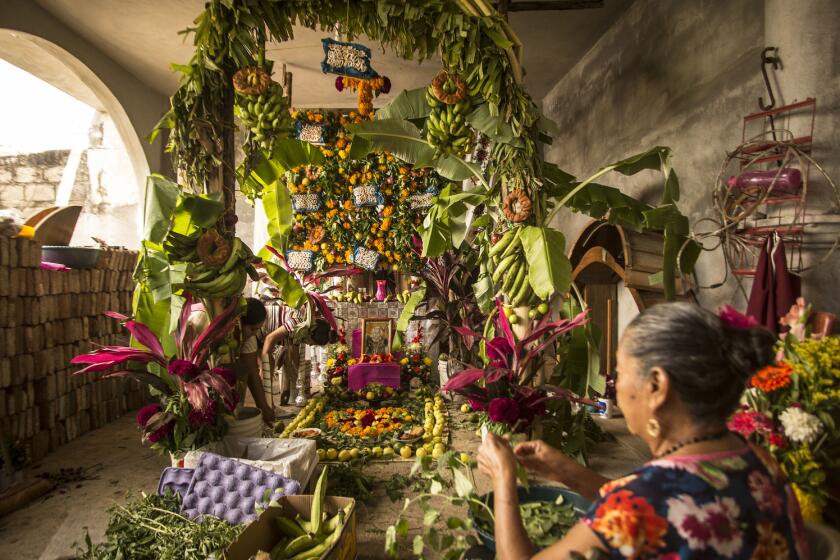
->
[746,232,801,334]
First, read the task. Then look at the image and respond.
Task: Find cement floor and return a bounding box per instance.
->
[0,407,647,560]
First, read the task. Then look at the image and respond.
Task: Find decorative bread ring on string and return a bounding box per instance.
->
[232,67,271,96]
[431,71,467,105]
[502,189,532,223]
[309,225,326,244]
[197,229,232,267]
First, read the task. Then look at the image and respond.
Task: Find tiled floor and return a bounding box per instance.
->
[0,406,646,559]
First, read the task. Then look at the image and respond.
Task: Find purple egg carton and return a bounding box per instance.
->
[179,452,301,525]
[157,467,195,499]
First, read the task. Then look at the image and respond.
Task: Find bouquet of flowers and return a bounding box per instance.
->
[399,333,433,388]
[726,300,840,522]
[325,342,355,387]
[71,296,242,456]
[443,300,592,433]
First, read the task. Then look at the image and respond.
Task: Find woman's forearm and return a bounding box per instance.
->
[493,477,534,560]
[552,461,609,502]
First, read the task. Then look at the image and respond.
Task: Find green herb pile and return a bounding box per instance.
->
[474,494,578,549]
[75,492,242,560]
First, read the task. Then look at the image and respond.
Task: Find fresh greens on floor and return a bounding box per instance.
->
[75,492,241,560]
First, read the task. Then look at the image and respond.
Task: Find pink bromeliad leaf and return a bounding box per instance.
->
[520,309,590,348]
[190,298,241,364]
[71,349,164,374]
[452,326,485,351]
[486,337,513,369]
[101,370,173,395]
[183,379,211,412]
[176,293,194,357]
[124,320,166,361]
[103,310,129,321]
[442,368,486,392]
[199,371,237,411]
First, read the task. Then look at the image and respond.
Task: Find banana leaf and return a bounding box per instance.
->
[171,192,224,237]
[261,179,293,253]
[392,285,427,352]
[132,283,177,357]
[347,118,436,168]
[262,261,306,309]
[374,87,431,122]
[519,226,572,299]
[466,103,520,146]
[143,175,180,244]
[270,139,326,173]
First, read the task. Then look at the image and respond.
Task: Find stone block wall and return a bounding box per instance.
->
[0,150,69,216]
[0,237,146,462]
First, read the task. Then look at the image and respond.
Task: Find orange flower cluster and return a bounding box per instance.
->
[751,362,793,392]
[339,77,389,116]
[324,406,410,438]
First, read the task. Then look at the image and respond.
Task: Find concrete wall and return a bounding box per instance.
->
[542,0,840,319]
[0,150,69,215]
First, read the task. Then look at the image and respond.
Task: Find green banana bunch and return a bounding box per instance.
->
[489,227,537,306]
[183,236,258,298]
[235,82,292,152]
[163,231,199,262]
[425,85,473,159]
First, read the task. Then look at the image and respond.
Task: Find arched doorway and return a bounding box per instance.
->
[0,29,149,248]
[568,220,695,378]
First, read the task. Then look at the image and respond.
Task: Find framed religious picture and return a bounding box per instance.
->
[361,318,393,355]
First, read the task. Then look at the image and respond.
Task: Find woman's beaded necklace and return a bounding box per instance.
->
[653,429,731,459]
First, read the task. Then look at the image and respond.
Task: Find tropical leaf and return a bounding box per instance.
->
[142,175,180,244]
[261,179,294,251]
[466,104,519,146]
[348,118,436,167]
[263,261,306,309]
[519,226,572,299]
[393,286,427,351]
[269,139,326,173]
[171,192,223,236]
[375,88,431,121]
[133,283,176,356]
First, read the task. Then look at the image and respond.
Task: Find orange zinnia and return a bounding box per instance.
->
[751,362,793,392]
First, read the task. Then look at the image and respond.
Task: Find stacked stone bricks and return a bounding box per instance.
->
[0,236,146,461]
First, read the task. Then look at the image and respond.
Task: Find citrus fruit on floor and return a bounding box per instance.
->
[460,403,470,413]
[338,450,352,462]
[416,448,427,459]
[372,446,383,457]
[460,453,470,463]
[350,448,360,459]
[366,391,375,400]
[432,447,444,459]
[400,446,412,459]
[383,446,395,456]
[326,448,338,460]
[316,449,325,460]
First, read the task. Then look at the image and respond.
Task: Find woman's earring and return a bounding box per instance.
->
[646,417,661,438]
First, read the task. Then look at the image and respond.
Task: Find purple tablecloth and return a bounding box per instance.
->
[347,363,401,391]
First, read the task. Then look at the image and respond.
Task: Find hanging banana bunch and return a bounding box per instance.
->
[488,227,539,308]
[177,229,260,299]
[233,67,292,153]
[425,70,474,159]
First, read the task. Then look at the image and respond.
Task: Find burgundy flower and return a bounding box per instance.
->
[168,359,200,380]
[136,403,162,427]
[488,397,520,425]
[468,398,486,412]
[211,367,237,387]
[335,76,344,92]
[381,77,391,94]
[147,421,174,443]
[719,305,758,329]
[360,410,376,427]
[188,405,217,427]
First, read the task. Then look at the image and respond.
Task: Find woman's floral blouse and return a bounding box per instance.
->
[581,444,808,559]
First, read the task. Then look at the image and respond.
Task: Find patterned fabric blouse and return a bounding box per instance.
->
[582,444,808,559]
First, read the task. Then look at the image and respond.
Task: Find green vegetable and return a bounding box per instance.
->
[310,465,329,534]
[276,516,306,538]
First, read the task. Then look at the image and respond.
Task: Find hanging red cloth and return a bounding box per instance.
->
[746,231,801,334]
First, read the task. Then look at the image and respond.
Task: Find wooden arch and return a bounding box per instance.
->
[568,219,694,379]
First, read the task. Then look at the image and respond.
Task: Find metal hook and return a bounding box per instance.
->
[759,47,781,111]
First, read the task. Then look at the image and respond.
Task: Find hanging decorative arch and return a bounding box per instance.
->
[154,0,539,213]
[568,219,695,310]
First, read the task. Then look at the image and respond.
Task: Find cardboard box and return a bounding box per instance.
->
[225,496,356,560]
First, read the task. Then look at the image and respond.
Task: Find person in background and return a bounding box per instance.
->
[238,298,276,424]
[477,302,808,559]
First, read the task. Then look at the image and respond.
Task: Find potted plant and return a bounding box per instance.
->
[71,296,242,465]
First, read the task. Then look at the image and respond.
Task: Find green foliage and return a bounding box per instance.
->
[75,492,241,560]
[519,226,572,299]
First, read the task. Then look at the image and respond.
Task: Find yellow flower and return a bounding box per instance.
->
[348,358,357,366]
[326,358,335,368]
[793,484,823,522]
[423,357,432,366]
[400,358,408,365]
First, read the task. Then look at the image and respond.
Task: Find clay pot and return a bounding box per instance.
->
[811,311,836,337]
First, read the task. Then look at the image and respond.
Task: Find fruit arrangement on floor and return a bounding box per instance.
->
[279,391,449,462]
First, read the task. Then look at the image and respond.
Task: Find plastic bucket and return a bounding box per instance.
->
[227,406,263,438]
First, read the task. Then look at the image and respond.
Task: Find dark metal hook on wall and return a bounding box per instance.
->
[759,47,781,111]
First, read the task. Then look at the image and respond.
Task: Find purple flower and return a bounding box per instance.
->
[211,367,237,387]
[168,359,200,380]
[188,405,217,427]
[335,76,344,92]
[136,403,162,427]
[719,305,758,329]
[488,397,520,425]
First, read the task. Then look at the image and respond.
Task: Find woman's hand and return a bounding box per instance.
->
[477,433,517,488]
[513,439,571,483]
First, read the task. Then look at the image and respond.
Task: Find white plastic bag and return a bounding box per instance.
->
[184,436,318,487]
